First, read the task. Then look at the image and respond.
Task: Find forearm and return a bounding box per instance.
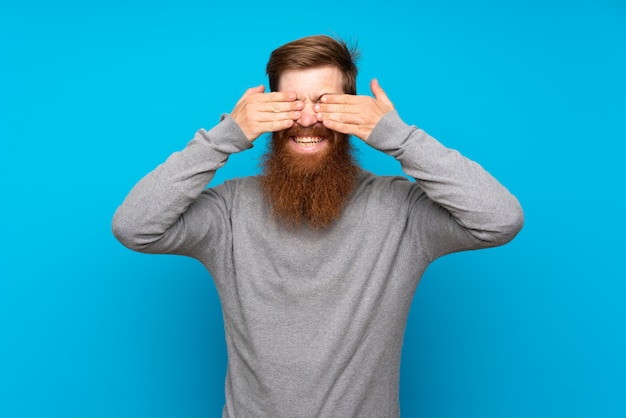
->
[368,111,524,245]
[112,114,251,252]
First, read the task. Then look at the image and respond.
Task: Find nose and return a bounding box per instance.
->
[296,100,318,127]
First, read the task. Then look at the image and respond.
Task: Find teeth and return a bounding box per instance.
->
[294,137,324,144]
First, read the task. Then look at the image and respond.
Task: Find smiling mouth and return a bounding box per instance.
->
[292,136,326,148]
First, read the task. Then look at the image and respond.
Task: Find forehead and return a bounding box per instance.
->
[277,66,344,96]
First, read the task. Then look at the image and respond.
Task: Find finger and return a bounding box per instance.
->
[250,100,302,119]
[243,116,296,141]
[315,110,361,125]
[256,109,302,122]
[315,103,361,116]
[263,118,295,132]
[321,118,360,137]
[276,119,296,131]
[322,117,376,142]
[259,91,297,103]
[314,96,366,117]
[233,85,265,109]
[370,79,394,109]
[314,99,373,123]
[320,93,355,105]
[264,100,303,114]
[242,84,265,99]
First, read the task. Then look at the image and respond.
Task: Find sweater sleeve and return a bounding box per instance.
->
[367,111,524,259]
[111,114,252,255]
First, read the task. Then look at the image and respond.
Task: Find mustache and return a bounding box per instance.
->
[278,123,335,140]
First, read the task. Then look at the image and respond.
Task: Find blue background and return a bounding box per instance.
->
[1,0,625,417]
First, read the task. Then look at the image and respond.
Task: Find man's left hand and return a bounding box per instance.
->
[314,78,394,141]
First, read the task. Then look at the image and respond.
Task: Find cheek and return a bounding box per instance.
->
[272,131,291,150]
[331,132,349,150]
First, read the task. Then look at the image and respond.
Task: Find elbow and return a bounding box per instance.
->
[111,209,145,252]
[111,208,170,253]
[468,198,524,247]
[491,198,525,245]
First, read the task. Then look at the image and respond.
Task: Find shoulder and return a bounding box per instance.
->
[352,169,425,208]
[356,168,418,194]
[200,175,263,209]
[208,175,260,195]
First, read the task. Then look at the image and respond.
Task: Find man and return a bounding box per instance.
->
[112,35,524,417]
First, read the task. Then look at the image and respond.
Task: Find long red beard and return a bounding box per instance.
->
[260,124,359,229]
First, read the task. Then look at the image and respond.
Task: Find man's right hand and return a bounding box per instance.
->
[230,85,304,142]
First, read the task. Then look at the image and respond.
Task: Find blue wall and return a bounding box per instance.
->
[1,1,624,417]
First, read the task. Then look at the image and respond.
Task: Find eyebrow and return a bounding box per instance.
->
[299,92,334,102]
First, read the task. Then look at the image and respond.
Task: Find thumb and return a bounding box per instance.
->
[370,78,394,109]
[240,84,265,100]
[234,84,265,107]
[246,84,265,96]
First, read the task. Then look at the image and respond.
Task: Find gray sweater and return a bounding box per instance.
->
[112,111,523,417]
